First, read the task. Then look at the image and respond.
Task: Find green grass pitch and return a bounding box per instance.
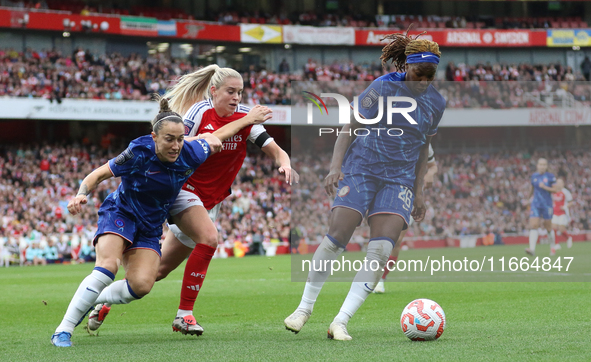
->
[1,243,590,361]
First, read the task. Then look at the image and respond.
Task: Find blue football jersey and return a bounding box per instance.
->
[531,172,556,208]
[106,135,210,232]
[342,72,446,189]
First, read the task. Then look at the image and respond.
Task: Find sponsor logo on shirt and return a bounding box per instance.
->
[222,135,243,151]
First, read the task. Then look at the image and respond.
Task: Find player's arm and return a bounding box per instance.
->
[565,190,574,209]
[68,163,113,215]
[423,160,438,189]
[411,136,433,222]
[261,141,299,185]
[188,105,272,143]
[538,183,560,193]
[324,111,364,196]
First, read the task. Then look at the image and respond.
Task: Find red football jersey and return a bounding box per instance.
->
[552,188,572,216]
[182,100,271,210]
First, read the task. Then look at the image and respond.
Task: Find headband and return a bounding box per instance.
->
[153,114,182,128]
[406,52,440,65]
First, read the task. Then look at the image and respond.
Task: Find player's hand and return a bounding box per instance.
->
[248,105,273,124]
[538,182,547,190]
[324,170,344,197]
[68,194,88,215]
[199,133,223,154]
[411,194,426,222]
[279,165,299,185]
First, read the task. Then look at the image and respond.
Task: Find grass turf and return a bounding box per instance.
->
[0,242,590,361]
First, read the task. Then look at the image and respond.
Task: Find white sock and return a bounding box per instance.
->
[55,268,114,334]
[529,229,539,252]
[334,238,394,324]
[548,230,556,248]
[296,235,345,313]
[95,279,141,305]
[177,309,193,318]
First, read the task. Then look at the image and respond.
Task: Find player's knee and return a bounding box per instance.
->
[128,276,155,297]
[95,259,119,275]
[193,230,218,247]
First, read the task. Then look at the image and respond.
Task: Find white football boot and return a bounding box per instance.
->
[372,281,385,294]
[327,320,352,341]
[284,309,311,334]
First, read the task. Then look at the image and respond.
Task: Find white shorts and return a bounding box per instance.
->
[168,190,221,249]
[551,214,569,226]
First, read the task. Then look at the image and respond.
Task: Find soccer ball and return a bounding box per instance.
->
[400,298,446,341]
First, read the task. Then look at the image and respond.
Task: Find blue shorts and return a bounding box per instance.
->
[530,205,553,220]
[94,199,162,257]
[332,173,414,228]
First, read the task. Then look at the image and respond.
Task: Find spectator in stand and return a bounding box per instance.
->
[278,59,290,74]
[25,241,46,265]
[44,239,59,263]
[581,56,591,81]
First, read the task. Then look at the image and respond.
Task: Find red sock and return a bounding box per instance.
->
[381,256,398,280]
[563,231,571,239]
[179,243,216,311]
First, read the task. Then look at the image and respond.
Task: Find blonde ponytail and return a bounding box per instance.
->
[166,64,219,116]
[165,65,243,116]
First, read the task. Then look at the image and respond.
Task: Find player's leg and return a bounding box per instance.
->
[169,204,219,335]
[156,231,193,281]
[544,216,556,256]
[285,174,372,334]
[561,223,573,248]
[156,191,209,282]
[328,182,410,340]
[373,228,407,294]
[554,214,571,249]
[52,233,125,346]
[88,234,161,332]
[285,207,362,333]
[551,222,561,250]
[329,214,404,340]
[526,211,541,255]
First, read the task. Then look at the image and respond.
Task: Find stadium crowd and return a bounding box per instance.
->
[2,0,587,29]
[2,48,590,108]
[1,139,590,266]
[0,142,292,266]
[292,147,591,244]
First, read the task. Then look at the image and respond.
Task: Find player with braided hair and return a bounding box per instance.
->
[284,28,446,340]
